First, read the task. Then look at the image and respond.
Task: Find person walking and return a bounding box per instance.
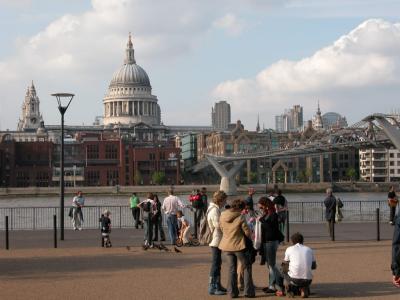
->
[388,186,398,225]
[129,192,141,229]
[162,188,185,245]
[219,199,255,298]
[207,190,228,296]
[71,191,85,230]
[258,197,284,296]
[201,187,208,216]
[189,189,204,237]
[138,193,156,249]
[152,194,165,242]
[324,188,336,238]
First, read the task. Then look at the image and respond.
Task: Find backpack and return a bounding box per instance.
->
[199,206,215,245]
[142,201,151,212]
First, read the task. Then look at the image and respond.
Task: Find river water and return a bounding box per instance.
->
[0,192,387,208]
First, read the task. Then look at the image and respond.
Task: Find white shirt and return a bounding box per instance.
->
[284,243,315,280]
[207,203,222,248]
[162,195,185,215]
[140,199,156,213]
[72,196,85,207]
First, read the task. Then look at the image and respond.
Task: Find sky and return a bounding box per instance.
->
[1,0,400,131]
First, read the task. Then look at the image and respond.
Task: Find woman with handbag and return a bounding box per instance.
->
[219,199,255,298]
[388,186,398,225]
[258,197,284,297]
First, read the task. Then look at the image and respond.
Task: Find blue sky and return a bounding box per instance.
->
[1,0,400,131]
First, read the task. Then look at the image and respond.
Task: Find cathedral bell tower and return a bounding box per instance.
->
[17,81,44,131]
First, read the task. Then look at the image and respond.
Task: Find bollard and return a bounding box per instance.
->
[53,215,57,248]
[331,219,335,241]
[5,216,9,250]
[286,210,290,243]
[376,208,380,241]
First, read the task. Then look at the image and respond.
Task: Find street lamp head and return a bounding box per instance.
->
[51,93,75,114]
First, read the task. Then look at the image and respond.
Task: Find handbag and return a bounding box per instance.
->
[68,207,73,218]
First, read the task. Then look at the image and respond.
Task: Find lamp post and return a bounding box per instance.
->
[52,93,74,241]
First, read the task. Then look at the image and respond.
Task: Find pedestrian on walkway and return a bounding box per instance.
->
[100,210,112,248]
[207,190,227,296]
[258,197,284,297]
[219,199,255,298]
[129,192,141,229]
[324,188,337,238]
[152,194,165,242]
[189,189,204,236]
[388,186,398,225]
[162,188,185,245]
[245,187,255,211]
[201,187,208,216]
[273,190,288,238]
[71,191,85,230]
[392,204,400,287]
[138,193,156,248]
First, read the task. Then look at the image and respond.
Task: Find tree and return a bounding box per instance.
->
[152,171,166,185]
[134,171,143,185]
[249,172,258,184]
[346,167,357,182]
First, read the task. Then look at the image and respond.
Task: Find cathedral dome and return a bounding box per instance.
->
[110,63,150,87]
[108,33,151,88]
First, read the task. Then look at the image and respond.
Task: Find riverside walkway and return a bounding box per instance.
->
[0,223,398,299]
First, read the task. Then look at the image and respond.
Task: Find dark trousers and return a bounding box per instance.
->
[327,219,335,238]
[153,215,165,241]
[226,250,255,297]
[210,247,222,278]
[392,215,400,276]
[193,208,203,238]
[131,207,141,228]
[390,206,397,223]
[283,273,312,294]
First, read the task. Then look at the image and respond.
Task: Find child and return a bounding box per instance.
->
[177,210,191,245]
[100,210,112,248]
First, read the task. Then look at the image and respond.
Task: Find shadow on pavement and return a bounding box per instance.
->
[313,281,397,298]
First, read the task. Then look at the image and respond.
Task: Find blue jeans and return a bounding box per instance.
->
[210,247,222,278]
[264,240,282,291]
[166,214,178,245]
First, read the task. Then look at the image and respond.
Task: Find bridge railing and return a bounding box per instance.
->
[0,201,391,230]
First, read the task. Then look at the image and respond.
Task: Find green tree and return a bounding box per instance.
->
[249,172,258,184]
[134,171,143,185]
[152,171,166,185]
[346,167,357,182]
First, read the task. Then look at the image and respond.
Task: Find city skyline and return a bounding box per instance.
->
[1,0,400,131]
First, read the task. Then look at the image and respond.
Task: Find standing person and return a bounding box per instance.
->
[392,203,400,287]
[388,186,398,225]
[201,187,208,216]
[72,191,85,231]
[324,188,337,238]
[258,197,284,296]
[162,188,185,245]
[273,190,288,238]
[138,193,156,249]
[207,190,228,296]
[189,189,204,236]
[282,232,317,298]
[152,194,165,242]
[335,197,344,223]
[219,199,255,298]
[129,192,141,229]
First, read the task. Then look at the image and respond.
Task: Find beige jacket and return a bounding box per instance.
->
[218,210,251,252]
[207,203,222,248]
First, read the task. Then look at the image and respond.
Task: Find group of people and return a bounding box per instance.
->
[206,189,316,298]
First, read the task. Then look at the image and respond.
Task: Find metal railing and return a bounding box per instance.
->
[0,201,391,230]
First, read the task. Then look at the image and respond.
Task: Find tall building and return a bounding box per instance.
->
[17,81,44,131]
[212,101,231,131]
[274,105,303,132]
[103,33,161,126]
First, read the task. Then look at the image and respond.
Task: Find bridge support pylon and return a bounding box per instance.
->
[206,155,245,196]
[364,114,400,150]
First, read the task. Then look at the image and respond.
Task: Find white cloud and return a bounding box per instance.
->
[213,13,246,36]
[212,19,400,128]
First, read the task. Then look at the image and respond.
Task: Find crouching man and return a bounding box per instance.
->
[281,232,316,298]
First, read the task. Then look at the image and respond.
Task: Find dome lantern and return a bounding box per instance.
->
[125,32,136,65]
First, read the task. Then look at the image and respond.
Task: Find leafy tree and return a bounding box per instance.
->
[152,171,166,185]
[346,167,357,182]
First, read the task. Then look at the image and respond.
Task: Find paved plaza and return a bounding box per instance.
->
[0,223,399,299]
